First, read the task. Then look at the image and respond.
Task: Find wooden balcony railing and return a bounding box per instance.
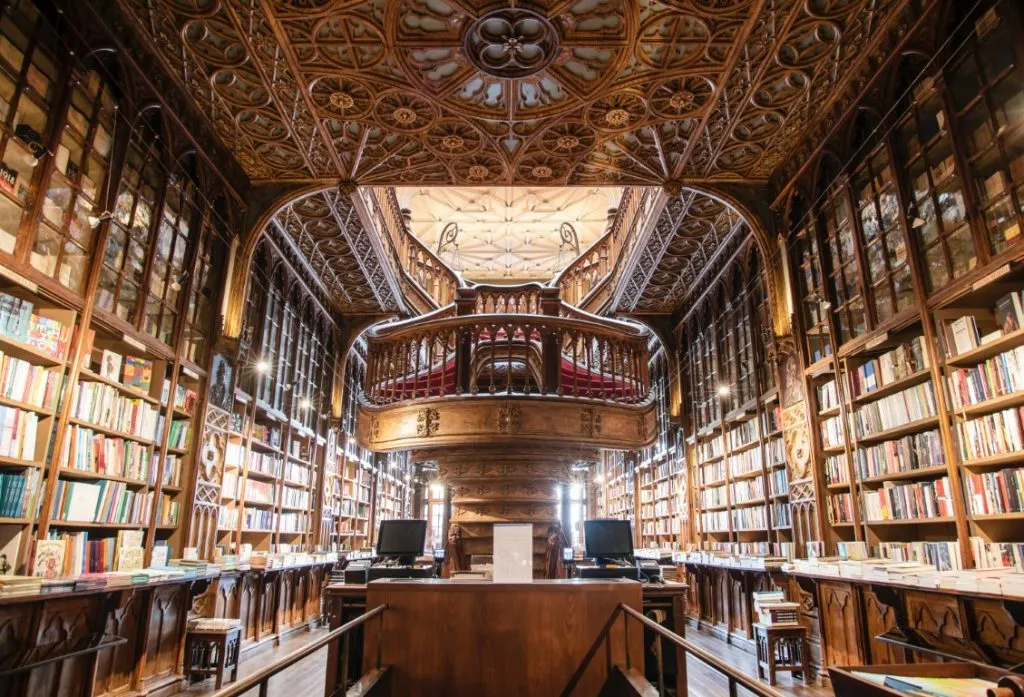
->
[362,187,460,310]
[362,286,651,406]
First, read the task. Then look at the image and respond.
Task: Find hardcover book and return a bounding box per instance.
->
[99,350,122,382]
[34,539,67,579]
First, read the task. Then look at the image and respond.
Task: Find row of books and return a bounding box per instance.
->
[35,531,147,577]
[158,454,181,488]
[0,469,38,518]
[702,510,728,532]
[827,492,855,524]
[853,429,944,480]
[847,337,929,399]
[773,502,791,527]
[252,423,282,448]
[50,479,153,524]
[244,479,276,505]
[730,478,765,505]
[61,425,152,481]
[284,461,310,485]
[942,291,1023,356]
[163,418,190,450]
[0,352,63,410]
[640,518,679,536]
[697,438,723,463]
[732,504,766,530]
[157,495,178,526]
[947,344,1024,410]
[825,453,849,485]
[769,468,788,497]
[281,485,309,509]
[852,382,937,438]
[654,481,672,499]
[72,381,159,440]
[702,460,725,483]
[701,484,726,509]
[955,407,1024,461]
[730,419,757,449]
[279,511,308,532]
[963,467,1024,515]
[877,540,963,571]
[763,406,781,433]
[862,476,955,521]
[818,379,839,412]
[728,446,763,477]
[0,405,39,460]
[0,291,71,359]
[972,536,1024,571]
[248,452,283,478]
[243,506,274,530]
[821,415,845,448]
[89,349,155,392]
[766,437,785,465]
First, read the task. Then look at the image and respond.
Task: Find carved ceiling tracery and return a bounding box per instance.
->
[618,189,747,314]
[114,0,911,187]
[270,189,402,313]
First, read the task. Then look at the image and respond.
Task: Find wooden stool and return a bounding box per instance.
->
[754,622,809,686]
[184,625,241,689]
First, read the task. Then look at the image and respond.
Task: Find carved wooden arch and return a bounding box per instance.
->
[687,183,787,338]
[224,182,343,337]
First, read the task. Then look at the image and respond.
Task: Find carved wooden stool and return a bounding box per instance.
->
[754,622,809,686]
[184,625,241,689]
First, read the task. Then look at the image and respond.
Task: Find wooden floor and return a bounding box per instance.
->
[175,624,834,697]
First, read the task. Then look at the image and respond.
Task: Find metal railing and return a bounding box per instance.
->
[562,603,786,697]
[208,605,387,697]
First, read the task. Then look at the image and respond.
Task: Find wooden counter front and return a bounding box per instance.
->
[362,579,644,697]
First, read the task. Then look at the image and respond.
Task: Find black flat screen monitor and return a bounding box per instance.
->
[584,519,634,560]
[376,520,427,558]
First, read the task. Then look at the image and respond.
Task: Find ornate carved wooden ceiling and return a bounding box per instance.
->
[116,0,910,187]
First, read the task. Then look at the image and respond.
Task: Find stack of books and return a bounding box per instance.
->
[188,617,241,631]
[757,601,800,626]
[0,575,41,596]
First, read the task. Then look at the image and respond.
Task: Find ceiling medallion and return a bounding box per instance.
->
[463,9,560,79]
[555,135,579,151]
[392,107,419,126]
[669,91,695,110]
[467,165,490,180]
[604,108,631,128]
[329,91,355,110]
[441,135,466,152]
[531,165,553,179]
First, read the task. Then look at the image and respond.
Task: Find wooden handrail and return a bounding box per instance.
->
[618,604,786,697]
[207,605,388,697]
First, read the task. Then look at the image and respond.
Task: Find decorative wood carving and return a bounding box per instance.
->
[819,581,865,668]
[110,0,911,187]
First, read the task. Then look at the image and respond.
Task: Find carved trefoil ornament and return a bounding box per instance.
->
[416,408,440,437]
[580,408,602,437]
[497,404,523,434]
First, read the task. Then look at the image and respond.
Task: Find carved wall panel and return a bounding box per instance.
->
[861,587,905,665]
[819,581,865,668]
[27,599,93,697]
[94,590,145,696]
[142,585,187,687]
[972,599,1024,668]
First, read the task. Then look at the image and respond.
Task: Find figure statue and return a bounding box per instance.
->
[444,523,469,577]
[544,522,569,579]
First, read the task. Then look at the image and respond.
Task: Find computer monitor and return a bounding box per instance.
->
[584,519,634,561]
[376,519,427,558]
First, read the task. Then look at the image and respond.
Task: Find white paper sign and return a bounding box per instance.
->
[492,524,534,583]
